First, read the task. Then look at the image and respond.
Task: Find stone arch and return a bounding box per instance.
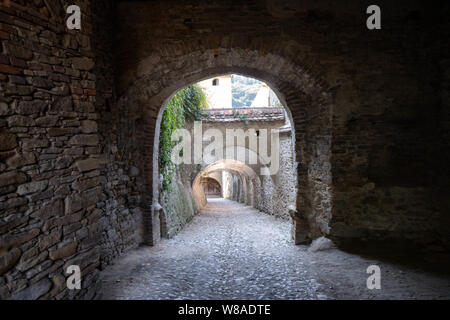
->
[192,159,262,210]
[117,48,335,245]
[201,177,222,197]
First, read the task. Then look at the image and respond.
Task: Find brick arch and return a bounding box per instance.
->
[117,48,334,245]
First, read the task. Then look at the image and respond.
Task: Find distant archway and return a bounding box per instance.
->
[192,159,262,209]
[201,177,222,197]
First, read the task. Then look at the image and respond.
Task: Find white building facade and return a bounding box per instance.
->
[198,75,233,109]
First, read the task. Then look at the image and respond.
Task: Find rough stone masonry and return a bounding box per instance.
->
[0,0,449,299]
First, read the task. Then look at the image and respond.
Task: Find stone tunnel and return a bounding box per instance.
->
[0,0,449,299]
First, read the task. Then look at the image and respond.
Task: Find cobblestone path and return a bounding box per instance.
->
[101,198,450,300]
[101,198,323,299]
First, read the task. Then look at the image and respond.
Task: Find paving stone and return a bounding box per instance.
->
[101,199,321,300]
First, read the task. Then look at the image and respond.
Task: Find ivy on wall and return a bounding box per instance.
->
[159,84,207,191]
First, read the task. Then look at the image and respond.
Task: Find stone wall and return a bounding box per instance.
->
[189,111,296,220]
[0,0,144,300]
[263,130,296,220]
[92,0,144,271]
[159,162,200,238]
[0,0,102,299]
[326,3,450,247]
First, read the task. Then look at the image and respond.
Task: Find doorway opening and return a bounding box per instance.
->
[156,74,299,240]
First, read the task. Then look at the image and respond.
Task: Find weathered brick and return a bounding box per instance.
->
[38,228,61,251]
[35,115,59,127]
[10,57,27,68]
[8,75,26,84]
[22,138,50,151]
[32,76,53,89]
[17,180,48,196]
[0,248,21,275]
[7,115,35,127]
[71,57,94,71]
[15,100,46,115]
[0,101,11,116]
[75,158,100,172]
[47,127,78,136]
[80,120,98,133]
[3,42,33,60]
[73,101,95,113]
[72,177,101,192]
[50,96,72,112]
[43,212,84,232]
[0,170,27,187]
[0,64,21,74]
[0,229,40,251]
[69,134,99,146]
[30,200,63,220]
[11,278,51,300]
[6,152,36,169]
[0,131,17,150]
[65,187,101,214]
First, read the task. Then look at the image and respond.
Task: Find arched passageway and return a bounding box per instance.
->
[129,65,333,246]
[156,73,300,242]
[201,177,221,197]
[191,149,295,213]
[192,159,262,210]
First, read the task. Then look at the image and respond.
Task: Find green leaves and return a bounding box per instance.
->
[159,84,206,191]
[179,84,208,121]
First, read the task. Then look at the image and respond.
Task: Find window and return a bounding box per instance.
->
[212,78,219,86]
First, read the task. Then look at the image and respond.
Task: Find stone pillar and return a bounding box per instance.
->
[289,207,311,244]
[222,170,233,199]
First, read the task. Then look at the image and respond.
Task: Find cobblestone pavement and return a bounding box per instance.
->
[101,198,450,300]
[101,198,323,299]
